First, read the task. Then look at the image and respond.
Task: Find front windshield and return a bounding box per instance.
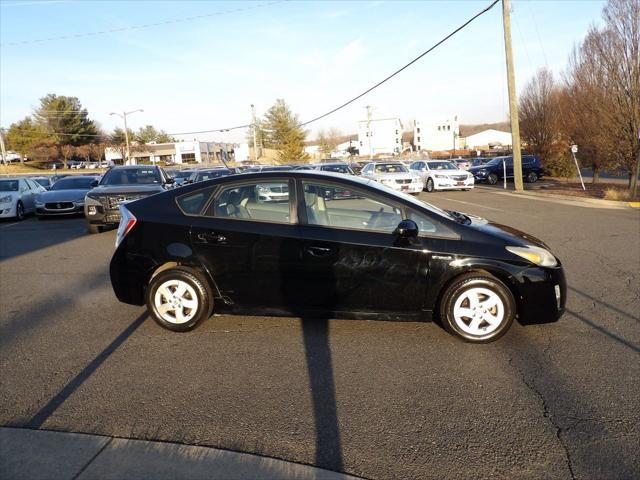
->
[374,163,408,173]
[33,178,51,187]
[427,161,457,170]
[51,176,97,190]
[322,164,352,174]
[0,180,19,192]
[100,168,161,185]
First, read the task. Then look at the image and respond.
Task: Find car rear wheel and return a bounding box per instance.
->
[15,201,24,221]
[526,171,538,183]
[426,178,435,192]
[487,173,498,185]
[440,274,515,343]
[146,267,213,332]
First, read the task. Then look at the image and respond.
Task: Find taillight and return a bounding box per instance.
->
[115,205,137,248]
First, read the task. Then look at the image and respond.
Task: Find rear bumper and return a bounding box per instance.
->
[110,247,155,306]
[513,265,566,325]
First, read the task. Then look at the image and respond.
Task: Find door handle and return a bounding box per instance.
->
[306,246,332,257]
[197,232,227,243]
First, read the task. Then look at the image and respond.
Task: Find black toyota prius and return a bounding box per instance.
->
[109,171,566,343]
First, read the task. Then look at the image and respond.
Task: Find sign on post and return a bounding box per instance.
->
[570,145,585,190]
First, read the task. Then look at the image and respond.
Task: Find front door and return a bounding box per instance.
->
[294,179,429,315]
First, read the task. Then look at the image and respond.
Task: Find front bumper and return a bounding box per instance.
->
[380,181,424,194]
[513,265,566,324]
[36,202,84,216]
[433,177,475,190]
[0,204,16,218]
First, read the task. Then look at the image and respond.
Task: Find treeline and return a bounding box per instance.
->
[3,94,175,166]
[519,0,639,192]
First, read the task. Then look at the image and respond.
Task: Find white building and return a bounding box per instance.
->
[105,141,235,165]
[357,118,402,156]
[463,129,512,149]
[414,116,460,152]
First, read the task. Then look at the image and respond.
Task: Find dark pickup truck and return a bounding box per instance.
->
[84,165,174,234]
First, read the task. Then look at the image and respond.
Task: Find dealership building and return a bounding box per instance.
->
[105,141,235,165]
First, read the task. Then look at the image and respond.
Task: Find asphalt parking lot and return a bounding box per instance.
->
[1,188,638,479]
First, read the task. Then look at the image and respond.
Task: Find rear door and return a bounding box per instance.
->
[186,177,300,308]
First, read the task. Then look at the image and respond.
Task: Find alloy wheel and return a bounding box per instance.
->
[452,287,505,336]
[153,279,199,324]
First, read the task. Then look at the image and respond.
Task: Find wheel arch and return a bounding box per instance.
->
[148,260,223,303]
[431,266,522,323]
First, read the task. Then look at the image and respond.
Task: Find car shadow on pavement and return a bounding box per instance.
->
[0,217,87,263]
[23,312,148,429]
[566,309,639,354]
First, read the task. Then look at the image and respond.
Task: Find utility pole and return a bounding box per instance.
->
[365,105,373,159]
[110,109,143,164]
[0,127,8,174]
[501,0,524,191]
[632,130,639,198]
[251,104,258,163]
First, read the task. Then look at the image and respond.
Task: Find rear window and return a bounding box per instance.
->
[101,168,161,185]
[176,187,215,215]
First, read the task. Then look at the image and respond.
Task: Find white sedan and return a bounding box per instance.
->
[360,161,424,194]
[0,177,46,220]
[409,160,475,192]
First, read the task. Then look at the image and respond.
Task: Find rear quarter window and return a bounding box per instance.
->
[176,187,215,215]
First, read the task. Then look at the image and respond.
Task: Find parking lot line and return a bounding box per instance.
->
[436,196,504,212]
[0,222,20,229]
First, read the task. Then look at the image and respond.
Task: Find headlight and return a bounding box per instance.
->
[0,195,12,203]
[467,174,474,180]
[506,245,557,267]
[380,179,394,185]
[434,174,447,179]
[257,186,269,193]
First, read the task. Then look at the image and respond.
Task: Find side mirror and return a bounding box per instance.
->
[166,177,175,184]
[90,179,99,187]
[394,219,419,238]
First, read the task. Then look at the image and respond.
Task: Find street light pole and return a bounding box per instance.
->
[251,104,258,163]
[110,109,143,164]
[501,0,524,191]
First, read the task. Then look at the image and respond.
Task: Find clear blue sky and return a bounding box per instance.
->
[1,0,606,142]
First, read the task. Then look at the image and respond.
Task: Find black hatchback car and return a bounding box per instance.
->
[110,171,566,343]
[468,155,544,184]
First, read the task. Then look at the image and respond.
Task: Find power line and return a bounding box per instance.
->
[2,0,284,47]
[4,0,500,139]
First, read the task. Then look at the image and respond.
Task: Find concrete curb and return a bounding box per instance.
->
[0,427,361,480]
[475,186,636,210]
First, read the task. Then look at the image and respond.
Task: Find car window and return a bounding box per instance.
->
[362,164,373,174]
[302,181,402,233]
[206,180,291,223]
[100,167,161,185]
[406,209,455,238]
[0,180,20,192]
[176,187,216,215]
[374,163,408,173]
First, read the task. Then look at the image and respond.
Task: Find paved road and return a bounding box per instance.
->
[1,189,638,480]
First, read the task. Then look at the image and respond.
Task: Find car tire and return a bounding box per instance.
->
[439,273,515,343]
[526,171,538,183]
[87,224,102,234]
[426,178,435,192]
[487,174,498,185]
[146,267,213,332]
[15,201,24,221]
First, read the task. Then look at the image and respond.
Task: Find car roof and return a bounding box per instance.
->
[110,165,159,170]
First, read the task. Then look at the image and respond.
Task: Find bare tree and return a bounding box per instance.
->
[60,145,75,169]
[75,144,91,164]
[89,143,104,164]
[566,0,639,190]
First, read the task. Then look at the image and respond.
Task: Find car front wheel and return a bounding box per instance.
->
[426,178,435,192]
[15,201,24,221]
[526,171,538,183]
[146,267,213,332]
[440,274,515,343]
[487,173,498,185]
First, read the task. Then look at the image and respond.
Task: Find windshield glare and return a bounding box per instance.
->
[100,168,160,185]
[486,157,506,166]
[0,180,19,192]
[51,177,97,190]
[428,162,457,170]
[374,163,408,173]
